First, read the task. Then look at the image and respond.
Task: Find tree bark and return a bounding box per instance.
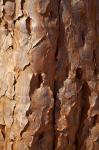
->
[0,0,99,150]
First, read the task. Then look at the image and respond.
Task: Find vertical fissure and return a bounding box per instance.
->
[75,81,91,150]
[26,16,31,35]
[53,0,61,150]
[21,0,25,10]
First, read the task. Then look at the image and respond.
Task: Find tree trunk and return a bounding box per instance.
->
[0,0,99,150]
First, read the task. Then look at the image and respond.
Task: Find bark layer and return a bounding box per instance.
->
[0,0,99,150]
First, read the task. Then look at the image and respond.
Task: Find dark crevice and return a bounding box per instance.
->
[13,14,24,24]
[76,67,83,80]
[38,74,43,87]
[38,132,45,148]
[21,0,25,10]
[23,63,30,71]
[55,0,61,62]
[12,143,14,150]
[75,81,91,150]
[5,23,8,29]
[30,132,42,150]
[0,125,5,141]
[81,32,85,45]
[26,17,31,35]
[92,114,99,127]
[2,8,5,20]
[0,19,2,24]
[93,48,98,75]
[53,1,61,150]
[13,0,25,24]
[38,133,44,141]
[20,122,29,137]
[29,74,43,97]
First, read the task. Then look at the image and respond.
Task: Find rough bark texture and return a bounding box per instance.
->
[0,0,99,150]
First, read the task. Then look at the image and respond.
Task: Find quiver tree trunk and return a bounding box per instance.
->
[0,0,99,150]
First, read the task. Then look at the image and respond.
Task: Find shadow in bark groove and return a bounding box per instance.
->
[75,81,91,150]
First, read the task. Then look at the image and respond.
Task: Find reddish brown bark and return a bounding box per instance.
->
[0,0,99,150]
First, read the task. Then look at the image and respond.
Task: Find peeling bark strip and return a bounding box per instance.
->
[0,0,99,150]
